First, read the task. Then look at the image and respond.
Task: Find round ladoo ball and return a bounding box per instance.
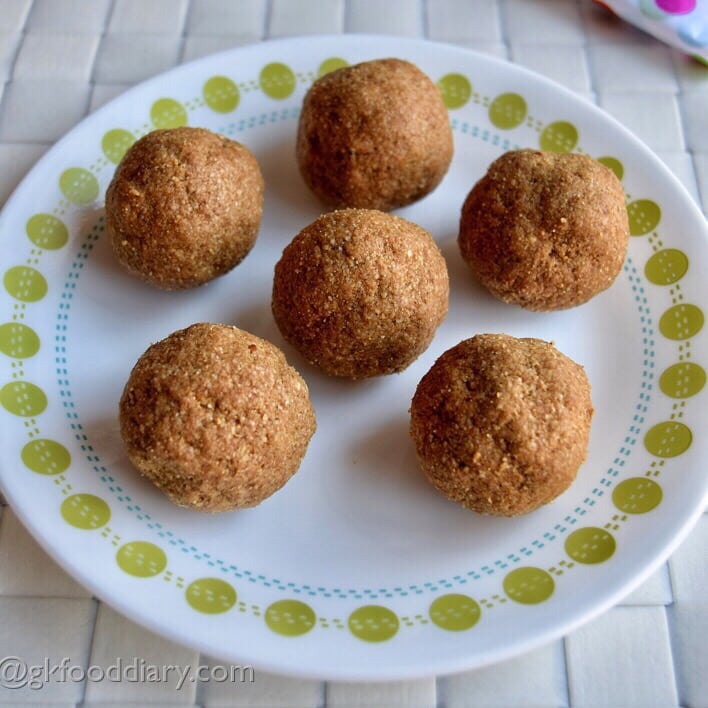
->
[119,323,316,512]
[458,149,629,311]
[272,208,449,379]
[410,333,593,517]
[106,127,264,290]
[296,58,453,211]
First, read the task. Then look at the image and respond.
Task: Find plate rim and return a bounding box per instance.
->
[0,33,706,681]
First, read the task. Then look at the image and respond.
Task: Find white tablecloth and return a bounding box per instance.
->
[0,1,706,706]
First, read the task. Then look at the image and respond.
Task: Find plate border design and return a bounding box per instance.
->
[1,39,705,660]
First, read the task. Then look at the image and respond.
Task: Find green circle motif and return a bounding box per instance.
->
[488,93,527,129]
[21,439,70,475]
[186,578,236,614]
[101,129,135,164]
[348,605,399,642]
[565,527,616,564]
[259,63,296,99]
[612,477,663,514]
[26,213,68,250]
[659,362,706,398]
[539,121,578,152]
[659,304,704,340]
[627,199,661,235]
[429,594,481,631]
[3,266,48,302]
[645,249,688,285]
[59,168,99,204]
[0,322,40,358]
[318,57,348,77]
[203,76,240,113]
[0,381,47,417]
[150,98,188,129]
[265,600,316,636]
[644,421,692,457]
[503,567,554,604]
[597,156,624,180]
[116,541,167,578]
[60,494,110,530]
[437,73,471,109]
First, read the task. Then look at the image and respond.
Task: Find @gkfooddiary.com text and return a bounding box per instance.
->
[0,655,255,691]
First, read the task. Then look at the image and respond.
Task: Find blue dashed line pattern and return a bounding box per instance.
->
[52,110,655,601]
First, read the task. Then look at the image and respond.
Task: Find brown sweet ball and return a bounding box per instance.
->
[458,149,629,311]
[272,208,449,379]
[410,334,593,517]
[296,58,453,211]
[106,127,264,290]
[119,323,316,512]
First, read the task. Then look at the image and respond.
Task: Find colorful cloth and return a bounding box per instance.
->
[594,0,708,61]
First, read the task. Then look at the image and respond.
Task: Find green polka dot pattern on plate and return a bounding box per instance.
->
[259,63,296,100]
[203,76,240,113]
[644,421,692,457]
[539,121,578,152]
[613,477,663,514]
[0,322,40,358]
[627,199,661,235]
[565,527,616,564]
[597,156,624,180]
[150,98,188,129]
[645,249,689,285]
[488,93,527,129]
[265,600,316,636]
[21,439,70,475]
[503,567,554,604]
[348,605,399,642]
[116,541,167,578]
[659,362,706,398]
[186,578,236,614]
[101,129,135,164]
[3,266,47,302]
[317,57,348,77]
[659,304,704,340]
[60,493,110,530]
[59,168,99,205]
[437,73,471,109]
[26,213,68,250]
[0,381,47,417]
[429,594,481,631]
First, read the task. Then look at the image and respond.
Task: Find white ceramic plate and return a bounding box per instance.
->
[0,36,706,680]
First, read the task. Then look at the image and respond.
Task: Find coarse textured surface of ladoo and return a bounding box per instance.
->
[119,323,316,511]
[106,127,264,289]
[272,208,449,379]
[410,333,593,516]
[458,149,629,310]
[296,58,453,211]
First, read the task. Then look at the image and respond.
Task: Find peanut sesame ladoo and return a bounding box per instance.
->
[106,126,264,290]
[296,58,453,211]
[410,334,593,517]
[272,208,449,379]
[119,323,316,512]
[458,149,629,311]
